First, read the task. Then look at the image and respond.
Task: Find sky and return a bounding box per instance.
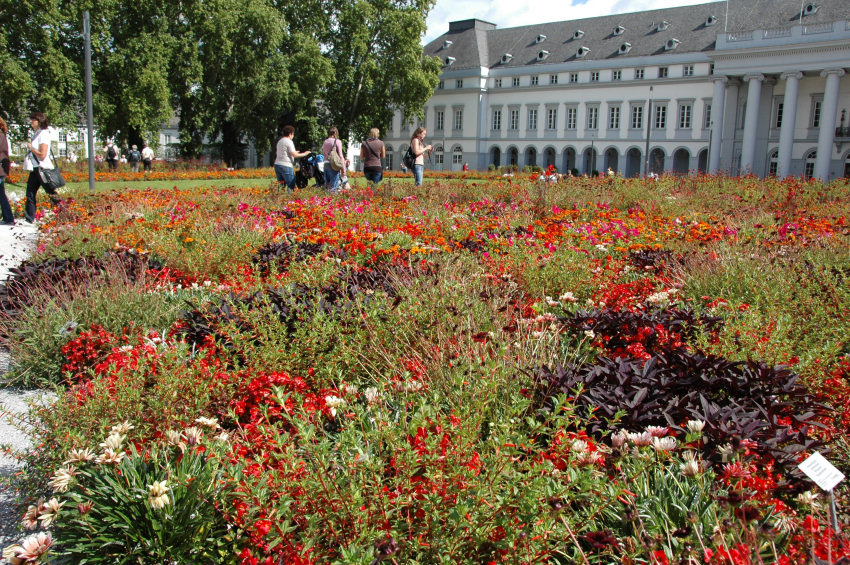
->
[423,0,718,44]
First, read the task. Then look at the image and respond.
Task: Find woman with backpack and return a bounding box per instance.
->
[321,127,345,193]
[409,127,432,187]
[360,128,386,185]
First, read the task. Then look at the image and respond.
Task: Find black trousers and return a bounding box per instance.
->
[25,168,56,223]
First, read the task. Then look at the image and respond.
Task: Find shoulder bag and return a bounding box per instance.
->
[38,148,66,191]
[328,140,345,172]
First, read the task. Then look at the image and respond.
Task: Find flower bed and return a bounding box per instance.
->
[1,174,848,564]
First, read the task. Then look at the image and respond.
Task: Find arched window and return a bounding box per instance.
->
[805,150,816,178]
[452,146,463,165]
[768,149,778,176]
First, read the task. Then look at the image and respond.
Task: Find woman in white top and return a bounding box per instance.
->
[24,112,58,223]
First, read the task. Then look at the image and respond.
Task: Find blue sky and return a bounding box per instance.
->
[424,0,716,43]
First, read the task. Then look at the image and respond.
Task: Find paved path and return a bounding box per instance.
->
[0,217,42,550]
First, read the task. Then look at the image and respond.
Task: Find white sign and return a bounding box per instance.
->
[798,452,845,492]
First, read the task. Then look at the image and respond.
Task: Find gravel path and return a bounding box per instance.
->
[0,219,48,551]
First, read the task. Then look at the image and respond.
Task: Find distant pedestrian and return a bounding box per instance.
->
[24,112,59,223]
[359,128,385,185]
[141,144,154,171]
[463,162,469,171]
[321,127,345,193]
[274,125,311,191]
[104,141,118,171]
[409,127,432,186]
[128,144,142,173]
[0,117,13,225]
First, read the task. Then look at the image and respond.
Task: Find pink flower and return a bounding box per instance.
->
[16,531,53,562]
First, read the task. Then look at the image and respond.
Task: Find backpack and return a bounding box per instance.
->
[129,150,141,162]
[402,146,415,170]
[107,146,117,159]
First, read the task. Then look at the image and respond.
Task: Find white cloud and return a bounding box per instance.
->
[424,0,718,44]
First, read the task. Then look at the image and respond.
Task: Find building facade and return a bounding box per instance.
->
[385,0,850,179]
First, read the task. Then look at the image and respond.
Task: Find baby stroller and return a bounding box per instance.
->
[295,154,325,188]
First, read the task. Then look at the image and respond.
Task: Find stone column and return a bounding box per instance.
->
[740,73,764,174]
[777,72,803,179]
[709,76,727,173]
[814,68,845,180]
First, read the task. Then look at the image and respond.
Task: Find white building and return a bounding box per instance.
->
[386,0,850,179]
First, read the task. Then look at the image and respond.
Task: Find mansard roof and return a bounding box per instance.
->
[425,0,849,69]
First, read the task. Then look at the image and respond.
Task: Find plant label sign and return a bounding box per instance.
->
[798,452,845,492]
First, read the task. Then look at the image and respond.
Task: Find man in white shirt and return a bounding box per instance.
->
[141,144,154,171]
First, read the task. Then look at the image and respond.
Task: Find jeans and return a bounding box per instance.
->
[364,166,383,185]
[324,168,340,192]
[0,178,13,222]
[413,164,424,186]
[274,164,296,190]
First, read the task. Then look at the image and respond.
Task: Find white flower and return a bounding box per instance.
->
[686,419,705,434]
[583,329,595,339]
[627,431,653,447]
[718,443,736,461]
[48,466,76,493]
[65,447,95,464]
[147,480,170,509]
[402,381,423,393]
[342,384,358,396]
[652,437,677,452]
[100,432,125,451]
[571,440,589,454]
[325,395,347,417]
[96,448,125,465]
[680,458,701,477]
[646,425,668,437]
[37,498,65,528]
[559,292,578,303]
[364,387,381,404]
[610,431,627,448]
[215,431,231,443]
[111,421,135,435]
[194,416,219,429]
[797,491,819,507]
[11,532,53,562]
[183,427,203,446]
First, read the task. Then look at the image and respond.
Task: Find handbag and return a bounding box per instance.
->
[38,149,66,191]
[327,140,345,172]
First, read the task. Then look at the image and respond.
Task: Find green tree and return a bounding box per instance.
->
[1,0,82,133]
[320,0,441,145]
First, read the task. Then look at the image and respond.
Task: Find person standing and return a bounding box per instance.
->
[141,143,154,171]
[321,126,345,193]
[24,112,58,223]
[274,125,311,191]
[0,117,13,225]
[104,141,118,170]
[128,144,142,173]
[410,127,432,187]
[359,128,386,185]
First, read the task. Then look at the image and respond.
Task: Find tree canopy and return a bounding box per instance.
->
[0,0,440,162]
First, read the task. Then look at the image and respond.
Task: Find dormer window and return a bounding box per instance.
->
[613,25,626,36]
[444,56,456,66]
[500,53,513,64]
[705,15,717,26]
[576,46,590,58]
[537,50,550,61]
[442,40,453,49]
[664,38,680,51]
[657,20,669,31]
[536,34,547,44]
[803,2,819,15]
[618,42,632,54]
[573,30,585,40]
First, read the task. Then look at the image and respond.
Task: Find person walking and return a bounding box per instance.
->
[274,125,311,191]
[360,128,386,186]
[104,141,118,171]
[141,144,154,171]
[321,127,345,193]
[128,144,142,172]
[0,117,13,225]
[24,112,59,224]
[410,127,432,187]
